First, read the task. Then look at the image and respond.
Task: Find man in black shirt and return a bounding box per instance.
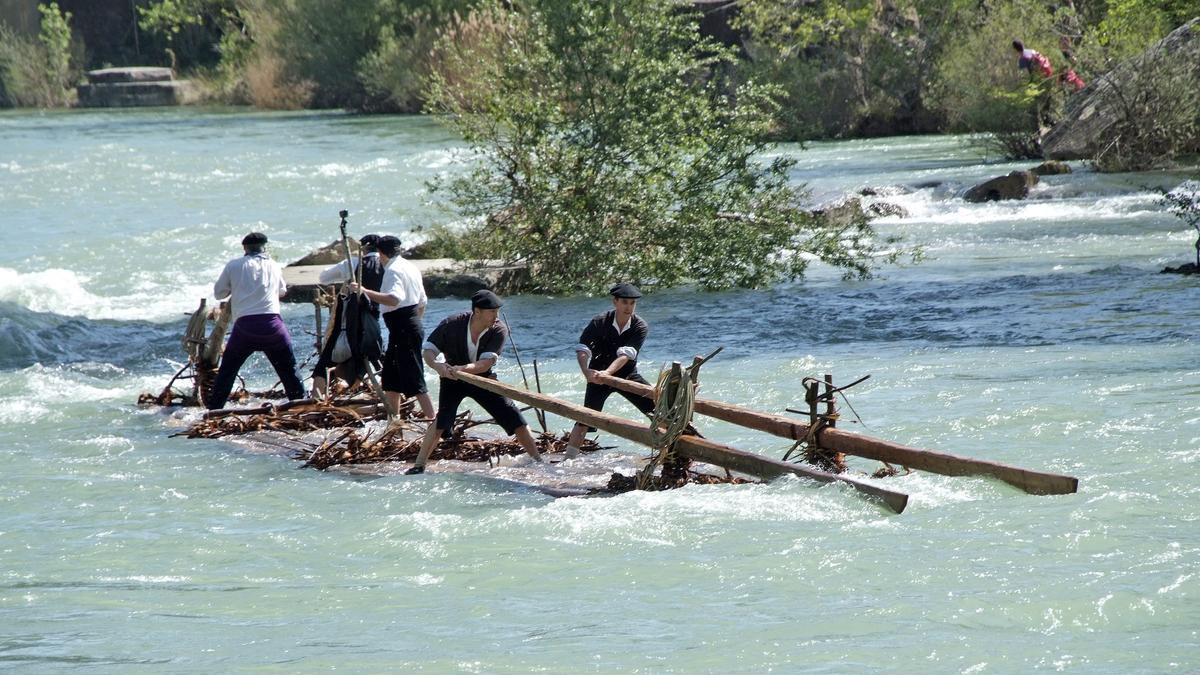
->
[405,290,543,474]
[564,282,652,458]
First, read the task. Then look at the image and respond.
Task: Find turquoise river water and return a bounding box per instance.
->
[0,109,1197,672]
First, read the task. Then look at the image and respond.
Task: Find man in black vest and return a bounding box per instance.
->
[564,282,652,458]
[405,290,543,474]
[311,234,385,398]
[347,235,435,419]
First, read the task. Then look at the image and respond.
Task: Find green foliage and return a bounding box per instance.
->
[0,2,78,108]
[234,0,476,110]
[136,0,241,72]
[1076,0,1174,75]
[735,0,974,138]
[922,0,1071,158]
[424,0,898,294]
[356,10,441,112]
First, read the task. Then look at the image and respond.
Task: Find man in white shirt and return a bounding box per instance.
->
[347,235,435,419]
[206,232,305,409]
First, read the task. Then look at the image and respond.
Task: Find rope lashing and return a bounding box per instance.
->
[636,348,721,490]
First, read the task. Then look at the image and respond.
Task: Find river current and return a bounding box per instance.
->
[1,109,1197,672]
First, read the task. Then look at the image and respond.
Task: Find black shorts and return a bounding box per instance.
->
[435,376,527,436]
[380,306,427,396]
[580,372,655,431]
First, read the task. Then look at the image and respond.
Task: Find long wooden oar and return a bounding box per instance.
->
[593,372,1077,495]
[453,371,909,513]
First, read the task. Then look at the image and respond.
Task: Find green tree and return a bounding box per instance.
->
[926,0,1059,157]
[424,0,898,294]
[0,2,78,108]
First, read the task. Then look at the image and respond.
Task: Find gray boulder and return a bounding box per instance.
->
[1042,19,1200,160]
[290,240,362,266]
[963,171,1039,203]
[866,202,909,218]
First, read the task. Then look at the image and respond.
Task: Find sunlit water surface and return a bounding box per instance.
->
[1,109,1197,671]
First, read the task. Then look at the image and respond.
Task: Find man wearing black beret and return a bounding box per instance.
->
[563,282,653,458]
[206,232,306,409]
[405,289,543,474]
[347,235,435,420]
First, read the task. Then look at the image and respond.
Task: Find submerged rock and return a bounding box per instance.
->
[962,171,1039,203]
[812,197,867,228]
[1162,262,1200,275]
[866,202,909,219]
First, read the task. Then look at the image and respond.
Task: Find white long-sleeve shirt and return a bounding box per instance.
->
[213,252,286,320]
[318,252,379,285]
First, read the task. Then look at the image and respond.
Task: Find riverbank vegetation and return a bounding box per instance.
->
[1,1,1197,292]
[2,2,1194,142]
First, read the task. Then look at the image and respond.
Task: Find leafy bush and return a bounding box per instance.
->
[425,0,900,294]
[1075,0,1173,77]
[926,0,1058,151]
[0,2,79,108]
[1090,46,1200,172]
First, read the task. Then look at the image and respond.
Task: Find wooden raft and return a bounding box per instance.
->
[592,373,1078,496]
[454,371,911,514]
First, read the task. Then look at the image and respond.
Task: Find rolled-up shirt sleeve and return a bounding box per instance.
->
[576,319,599,357]
[480,326,505,364]
[626,320,647,359]
[425,319,448,357]
[616,345,638,360]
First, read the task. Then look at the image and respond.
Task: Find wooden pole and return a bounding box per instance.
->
[313,302,324,353]
[593,372,1077,496]
[453,371,908,513]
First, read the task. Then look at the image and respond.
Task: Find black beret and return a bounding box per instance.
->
[609,282,642,299]
[471,289,503,309]
[376,235,402,257]
[242,232,268,246]
[359,233,380,249]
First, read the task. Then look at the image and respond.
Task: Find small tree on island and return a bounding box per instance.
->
[1163,180,1200,271]
[422,0,899,294]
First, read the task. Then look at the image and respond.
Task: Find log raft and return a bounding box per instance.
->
[592,372,1077,496]
[454,371,910,513]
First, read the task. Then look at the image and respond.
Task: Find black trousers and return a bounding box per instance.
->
[381,306,427,396]
[434,376,526,435]
[579,372,654,430]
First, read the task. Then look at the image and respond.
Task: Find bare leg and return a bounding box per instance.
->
[514,425,543,462]
[415,393,435,419]
[406,422,443,474]
[565,422,588,458]
[312,375,327,399]
[385,391,402,417]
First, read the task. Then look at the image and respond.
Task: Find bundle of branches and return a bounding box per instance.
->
[296,418,603,470]
[175,395,398,439]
